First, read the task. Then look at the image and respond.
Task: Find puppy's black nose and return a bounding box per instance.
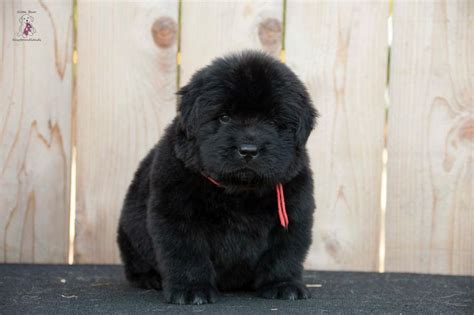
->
[238,144,258,161]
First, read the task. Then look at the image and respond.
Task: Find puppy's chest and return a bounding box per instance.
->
[210,218,270,261]
[203,199,276,269]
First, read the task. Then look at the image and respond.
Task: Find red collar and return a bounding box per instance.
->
[203,175,289,229]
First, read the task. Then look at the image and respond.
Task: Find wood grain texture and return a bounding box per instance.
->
[180,0,283,86]
[385,0,473,275]
[75,0,178,263]
[286,1,388,271]
[0,0,72,263]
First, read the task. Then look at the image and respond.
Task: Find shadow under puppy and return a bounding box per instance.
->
[118,51,318,305]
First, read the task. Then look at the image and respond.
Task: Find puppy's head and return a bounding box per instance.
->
[177,51,317,191]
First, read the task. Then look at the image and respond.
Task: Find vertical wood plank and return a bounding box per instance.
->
[180,0,283,86]
[286,1,388,271]
[386,0,473,275]
[0,0,72,263]
[75,0,178,263]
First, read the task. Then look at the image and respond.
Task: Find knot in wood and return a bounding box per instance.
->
[151,16,177,48]
[258,18,282,48]
[459,119,474,143]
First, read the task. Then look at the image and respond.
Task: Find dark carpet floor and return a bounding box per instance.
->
[0,264,472,314]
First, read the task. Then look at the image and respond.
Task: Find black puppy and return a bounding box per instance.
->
[118,51,318,305]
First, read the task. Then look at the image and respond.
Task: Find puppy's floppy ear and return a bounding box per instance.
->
[177,67,210,138]
[177,83,201,139]
[19,15,25,22]
[295,93,318,147]
[29,15,34,22]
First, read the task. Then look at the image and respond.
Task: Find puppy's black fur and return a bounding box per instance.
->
[118,51,318,305]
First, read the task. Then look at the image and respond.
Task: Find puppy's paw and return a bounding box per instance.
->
[259,281,310,300]
[166,284,218,305]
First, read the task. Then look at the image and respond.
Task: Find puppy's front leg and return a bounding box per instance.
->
[254,219,312,300]
[148,206,217,305]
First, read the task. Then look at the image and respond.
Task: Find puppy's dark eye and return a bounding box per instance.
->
[219,115,231,124]
[267,119,281,128]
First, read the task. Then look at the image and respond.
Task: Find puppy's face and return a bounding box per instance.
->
[178,52,317,190]
[198,104,294,187]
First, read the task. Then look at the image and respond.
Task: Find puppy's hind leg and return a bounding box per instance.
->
[117,226,162,290]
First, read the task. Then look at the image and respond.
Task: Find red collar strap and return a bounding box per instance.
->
[203,175,289,229]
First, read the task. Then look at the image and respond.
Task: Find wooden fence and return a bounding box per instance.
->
[1,0,472,275]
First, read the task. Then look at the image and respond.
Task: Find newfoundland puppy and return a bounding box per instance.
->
[118,51,318,305]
